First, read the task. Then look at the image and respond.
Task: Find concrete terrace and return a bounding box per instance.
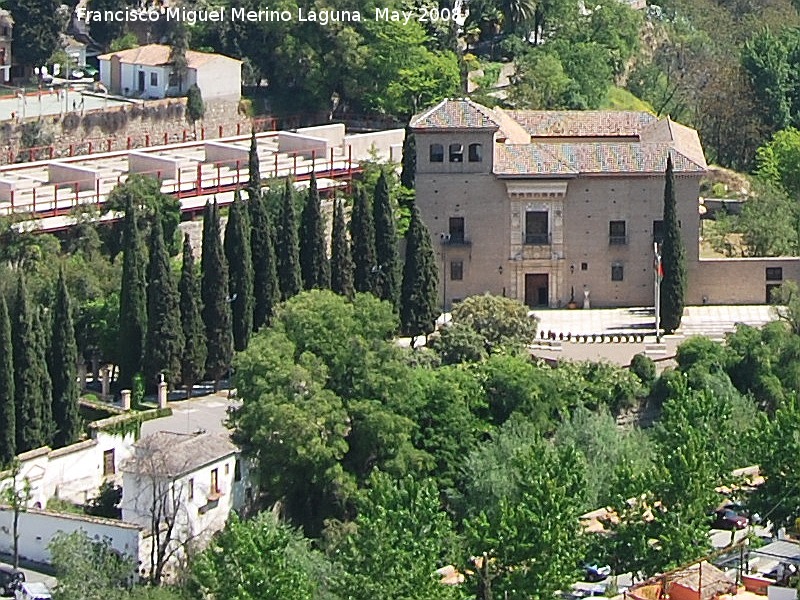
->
[1,123,405,232]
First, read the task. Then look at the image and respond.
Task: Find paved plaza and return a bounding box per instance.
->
[0,88,131,121]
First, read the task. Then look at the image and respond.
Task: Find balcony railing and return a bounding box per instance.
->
[609,235,628,245]
[524,232,551,245]
[442,235,472,246]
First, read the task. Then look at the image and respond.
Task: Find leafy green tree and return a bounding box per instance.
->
[86,0,128,49]
[179,234,206,398]
[400,204,439,340]
[186,84,205,128]
[737,181,799,256]
[117,198,147,390]
[450,294,538,352]
[350,185,377,294]
[1,459,31,569]
[462,419,586,600]
[328,472,464,600]
[755,127,800,198]
[201,201,233,385]
[49,268,82,448]
[330,197,354,299]
[192,512,330,600]
[249,189,280,329]
[276,180,302,300]
[373,171,400,309]
[13,274,49,453]
[49,530,134,600]
[0,294,14,465]
[659,155,686,333]
[6,0,63,69]
[772,280,800,333]
[509,50,571,109]
[224,190,254,351]
[144,218,184,390]
[429,323,488,365]
[248,130,261,192]
[299,174,330,290]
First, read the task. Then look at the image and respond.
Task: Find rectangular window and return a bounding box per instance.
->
[211,468,219,495]
[429,144,444,163]
[188,478,194,501]
[609,220,627,245]
[525,211,549,245]
[468,143,482,162]
[451,260,463,281]
[766,267,783,281]
[611,264,624,281]
[581,262,588,271]
[653,220,664,243]
[234,460,242,482]
[449,217,465,244]
[449,143,463,162]
[149,72,158,87]
[102,449,115,476]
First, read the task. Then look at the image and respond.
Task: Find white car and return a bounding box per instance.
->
[15,582,51,600]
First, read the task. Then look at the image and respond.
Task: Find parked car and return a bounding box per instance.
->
[712,507,749,530]
[582,563,612,582]
[0,566,24,597]
[15,582,51,600]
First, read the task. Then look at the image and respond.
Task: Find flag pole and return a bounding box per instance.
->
[654,242,662,343]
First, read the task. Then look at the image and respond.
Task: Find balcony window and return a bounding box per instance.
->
[449,217,465,244]
[525,211,549,245]
[451,260,464,281]
[468,143,483,162]
[611,263,624,281]
[609,220,627,245]
[429,144,444,163]
[449,143,463,162]
[653,220,664,243]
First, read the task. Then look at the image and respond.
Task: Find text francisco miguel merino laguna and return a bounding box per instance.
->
[76,4,463,25]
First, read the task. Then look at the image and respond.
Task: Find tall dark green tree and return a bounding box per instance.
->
[299,174,330,290]
[330,197,355,299]
[400,128,416,189]
[179,234,207,399]
[249,189,280,330]
[400,204,439,339]
[32,309,53,445]
[201,201,234,385]
[144,218,184,389]
[225,190,254,351]
[350,185,376,294]
[373,171,401,309]
[13,274,47,453]
[117,198,147,390]
[0,294,14,465]
[248,130,261,192]
[49,269,82,449]
[276,180,302,300]
[659,155,686,333]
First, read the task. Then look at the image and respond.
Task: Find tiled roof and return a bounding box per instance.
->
[494,142,706,176]
[506,110,657,138]
[123,431,238,478]
[97,44,241,69]
[410,98,502,130]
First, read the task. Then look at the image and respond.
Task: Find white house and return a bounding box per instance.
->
[97,44,242,101]
[120,431,249,578]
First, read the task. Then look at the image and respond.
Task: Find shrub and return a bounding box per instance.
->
[630,353,656,385]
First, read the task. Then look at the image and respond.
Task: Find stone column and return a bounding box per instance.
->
[158,374,168,410]
[121,389,131,411]
[101,367,110,401]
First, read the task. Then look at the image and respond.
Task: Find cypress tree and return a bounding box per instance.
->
[201,200,234,385]
[299,173,330,290]
[400,128,416,189]
[248,130,260,192]
[660,155,686,333]
[276,180,301,300]
[225,190,254,351]
[0,294,14,464]
[400,204,439,339]
[179,234,207,399]
[49,268,82,448]
[118,198,147,390]
[373,170,401,309]
[144,217,184,390]
[330,197,355,299]
[350,184,376,294]
[13,274,47,453]
[32,308,53,445]
[249,189,280,330]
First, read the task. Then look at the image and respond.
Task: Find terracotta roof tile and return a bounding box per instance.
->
[506,110,657,138]
[410,98,501,130]
[97,44,240,69]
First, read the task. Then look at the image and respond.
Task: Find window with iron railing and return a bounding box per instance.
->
[449,217,465,244]
[609,220,627,245]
